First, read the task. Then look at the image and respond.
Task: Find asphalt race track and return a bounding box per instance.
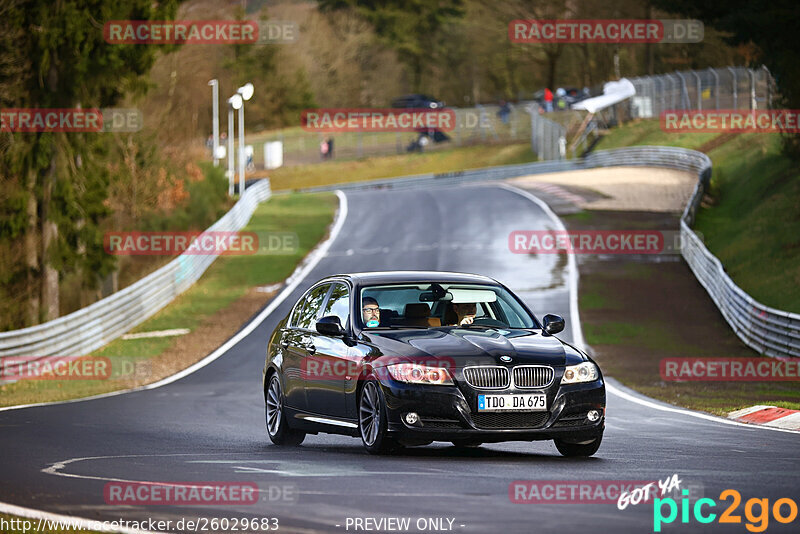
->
[1,184,798,534]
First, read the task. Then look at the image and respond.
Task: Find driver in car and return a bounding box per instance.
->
[450,302,477,326]
[362,297,381,328]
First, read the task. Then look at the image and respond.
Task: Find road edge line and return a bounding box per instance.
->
[0,500,159,534]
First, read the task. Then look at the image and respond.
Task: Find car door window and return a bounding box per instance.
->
[294,284,331,329]
[320,283,350,328]
[289,297,305,327]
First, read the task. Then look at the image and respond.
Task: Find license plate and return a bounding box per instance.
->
[478,393,547,412]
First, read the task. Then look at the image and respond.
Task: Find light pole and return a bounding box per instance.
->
[208,79,219,167]
[227,94,242,197]
[236,83,254,196]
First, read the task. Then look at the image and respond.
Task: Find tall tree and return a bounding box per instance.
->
[0,0,180,326]
[318,0,465,92]
[651,0,800,158]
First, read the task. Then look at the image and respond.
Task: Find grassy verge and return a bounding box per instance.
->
[564,210,800,416]
[596,120,799,312]
[256,142,536,191]
[594,118,718,151]
[691,134,799,312]
[0,192,337,408]
[582,264,800,416]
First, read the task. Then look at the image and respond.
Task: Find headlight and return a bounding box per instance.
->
[386,363,453,385]
[560,362,599,384]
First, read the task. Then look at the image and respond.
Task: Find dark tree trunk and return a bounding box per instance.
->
[24,168,39,325]
[40,154,59,322]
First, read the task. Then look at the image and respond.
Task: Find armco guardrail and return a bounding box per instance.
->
[301,146,799,359]
[0,180,272,359]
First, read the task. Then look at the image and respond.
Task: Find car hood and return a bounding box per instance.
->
[366,327,568,367]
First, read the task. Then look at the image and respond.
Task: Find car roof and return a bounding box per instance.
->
[323,271,499,286]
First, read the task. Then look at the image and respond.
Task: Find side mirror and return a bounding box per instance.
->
[316,315,345,336]
[542,314,565,335]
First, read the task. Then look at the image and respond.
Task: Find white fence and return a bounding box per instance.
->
[628,66,773,118]
[0,180,272,359]
[303,146,799,359]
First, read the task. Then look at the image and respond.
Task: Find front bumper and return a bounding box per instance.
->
[379,377,605,443]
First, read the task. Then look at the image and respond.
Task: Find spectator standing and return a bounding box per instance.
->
[544,88,554,112]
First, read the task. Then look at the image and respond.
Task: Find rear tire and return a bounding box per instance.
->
[359,379,400,455]
[265,374,306,446]
[554,433,602,457]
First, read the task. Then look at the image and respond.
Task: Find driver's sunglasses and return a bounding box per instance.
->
[362,307,380,315]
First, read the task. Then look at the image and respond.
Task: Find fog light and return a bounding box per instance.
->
[405,412,419,425]
[587,410,600,422]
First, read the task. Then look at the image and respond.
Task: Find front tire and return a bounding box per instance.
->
[265,374,305,446]
[359,379,399,455]
[554,433,602,457]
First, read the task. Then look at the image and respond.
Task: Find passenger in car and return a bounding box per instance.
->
[362,297,381,328]
[448,302,477,326]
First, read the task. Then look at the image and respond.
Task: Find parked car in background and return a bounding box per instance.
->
[391,94,445,109]
[391,94,450,151]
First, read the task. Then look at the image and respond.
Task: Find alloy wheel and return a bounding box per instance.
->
[359,382,381,446]
[266,375,282,436]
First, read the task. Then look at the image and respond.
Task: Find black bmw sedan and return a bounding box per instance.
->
[263,271,605,456]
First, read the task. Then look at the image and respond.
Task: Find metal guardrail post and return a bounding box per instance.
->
[762,65,772,108]
[691,70,702,110]
[669,74,679,110]
[709,68,719,110]
[650,78,657,117]
[675,71,689,110]
[727,67,738,110]
[748,69,757,110]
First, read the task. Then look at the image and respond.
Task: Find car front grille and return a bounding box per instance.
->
[512,365,554,388]
[419,417,463,429]
[463,366,510,389]
[471,412,549,429]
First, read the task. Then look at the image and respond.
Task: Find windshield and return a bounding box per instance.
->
[358,283,536,330]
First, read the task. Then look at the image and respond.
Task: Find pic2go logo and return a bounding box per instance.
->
[653,489,798,532]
